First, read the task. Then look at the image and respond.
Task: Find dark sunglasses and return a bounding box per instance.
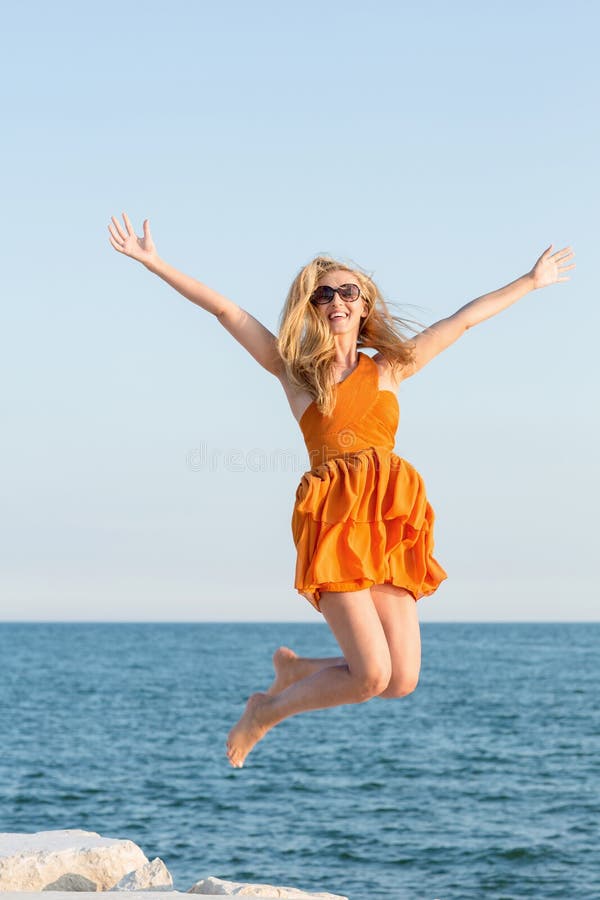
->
[310,283,361,305]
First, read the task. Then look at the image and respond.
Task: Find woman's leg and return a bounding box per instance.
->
[226,587,392,767]
[370,583,421,698]
[267,585,421,697]
[266,646,344,695]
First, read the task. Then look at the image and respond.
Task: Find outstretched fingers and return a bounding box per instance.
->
[122,211,135,236]
[108,221,125,246]
[552,245,574,261]
[108,232,125,253]
[534,243,576,287]
[555,246,576,281]
[110,215,127,241]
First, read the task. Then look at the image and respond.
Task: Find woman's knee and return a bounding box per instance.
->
[319,588,393,700]
[379,672,419,699]
[352,662,393,700]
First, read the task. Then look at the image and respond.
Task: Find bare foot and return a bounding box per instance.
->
[226,692,273,768]
[266,646,300,695]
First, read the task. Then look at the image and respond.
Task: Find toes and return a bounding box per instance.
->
[226,741,242,768]
[229,753,244,768]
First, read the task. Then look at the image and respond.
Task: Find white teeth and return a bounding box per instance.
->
[329,313,347,320]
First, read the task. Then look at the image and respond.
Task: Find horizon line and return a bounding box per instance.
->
[0,619,598,625]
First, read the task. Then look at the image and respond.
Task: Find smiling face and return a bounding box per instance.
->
[313,269,369,336]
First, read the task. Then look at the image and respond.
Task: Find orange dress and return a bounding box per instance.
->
[292,351,448,613]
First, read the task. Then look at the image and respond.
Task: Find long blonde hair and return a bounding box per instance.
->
[276,254,424,417]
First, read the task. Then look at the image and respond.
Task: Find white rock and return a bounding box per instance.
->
[2,895,186,900]
[0,830,149,892]
[110,858,174,891]
[43,873,98,891]
[187,876,348,899]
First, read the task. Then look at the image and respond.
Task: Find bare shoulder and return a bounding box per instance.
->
[275,365,316,424]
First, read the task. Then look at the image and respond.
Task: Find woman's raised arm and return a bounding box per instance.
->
[108,212,284,377]
[398,244,575,381]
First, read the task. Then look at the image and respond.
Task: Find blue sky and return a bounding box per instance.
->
[1,0,597,621]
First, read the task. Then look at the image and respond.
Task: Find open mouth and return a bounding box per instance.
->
[328,312,348,320]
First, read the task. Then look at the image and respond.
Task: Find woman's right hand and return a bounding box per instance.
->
[108,212,158,267]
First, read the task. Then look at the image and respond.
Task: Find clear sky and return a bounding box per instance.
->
[1,0,598,621]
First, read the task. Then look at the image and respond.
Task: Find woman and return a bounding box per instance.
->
[108,213,574,768]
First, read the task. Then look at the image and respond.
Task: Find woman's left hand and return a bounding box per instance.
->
[529,244,576,289]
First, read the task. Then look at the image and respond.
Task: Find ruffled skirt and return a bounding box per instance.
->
[292,446,448,613]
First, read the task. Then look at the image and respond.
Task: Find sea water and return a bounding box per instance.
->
[0,622,598,900]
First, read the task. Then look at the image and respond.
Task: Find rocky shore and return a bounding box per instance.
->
[0,831,347,899]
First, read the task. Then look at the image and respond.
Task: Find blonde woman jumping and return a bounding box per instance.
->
[108,213,574,768]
